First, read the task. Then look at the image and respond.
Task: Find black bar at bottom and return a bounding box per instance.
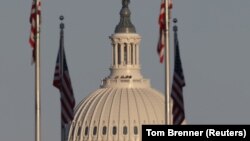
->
[142,125,249,141]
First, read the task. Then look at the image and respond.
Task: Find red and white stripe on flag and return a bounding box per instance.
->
[157,0,173,63]
[29,0,41,61]
[169,0,173,9]
[53,40,75,124]
[171,25,186,125]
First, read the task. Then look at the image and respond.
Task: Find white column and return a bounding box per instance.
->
[112,44,114,66]
[121,43,124,66]
[116,44,118,67]
[130,43,133,65]
[136,44,139,65]
[133,44,136,65]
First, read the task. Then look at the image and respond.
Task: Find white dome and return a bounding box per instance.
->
[68,1,165,141]
[68,87,164,141]
[67,29,165,141]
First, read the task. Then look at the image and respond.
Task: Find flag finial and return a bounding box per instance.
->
[60,15,64,21]
[173,18,178,32]
[60,15,64,29]
[173,18,178,23]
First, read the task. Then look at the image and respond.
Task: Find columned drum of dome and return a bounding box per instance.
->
[68,1,165,141]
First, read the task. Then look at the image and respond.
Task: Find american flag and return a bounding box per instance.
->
[157,0,172,63]
[53,29,75,124]
[29,0,41,62]
[171,25,186,125]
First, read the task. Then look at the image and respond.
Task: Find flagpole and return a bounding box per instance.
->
[164,0,171,125]
[60,15,65,141]
[35,0,41,141]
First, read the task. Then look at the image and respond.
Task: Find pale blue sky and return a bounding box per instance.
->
[0,0,250,141]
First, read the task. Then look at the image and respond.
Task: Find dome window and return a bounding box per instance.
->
[118,44,121,65]
[112,126,117,135]
[77,127,81,136]
[123,126,128,135]
[93,126,97,135]
[131,43,134,64]
[102,126,107,135]
[124,44,128,64]
[134,126,138,135]
[85,127,89,136]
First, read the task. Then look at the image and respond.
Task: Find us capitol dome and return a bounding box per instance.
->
[68,0,164,141]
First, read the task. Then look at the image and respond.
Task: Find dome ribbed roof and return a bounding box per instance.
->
[68,87,164,141]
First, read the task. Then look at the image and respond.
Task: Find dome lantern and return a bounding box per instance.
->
[103,0,147,88]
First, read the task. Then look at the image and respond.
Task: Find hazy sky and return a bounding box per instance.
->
[0,0,250,141]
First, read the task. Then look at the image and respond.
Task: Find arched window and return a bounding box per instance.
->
[77,127,81,136]
[85,127,89,136]
[124,43,128,64]
[112,126,117,135]
[131,44,133,64]
[123,126,128,135]
[102,126,107,135]
[118,44,121,65]
[93,126,97,135]
[134,126,138,135]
